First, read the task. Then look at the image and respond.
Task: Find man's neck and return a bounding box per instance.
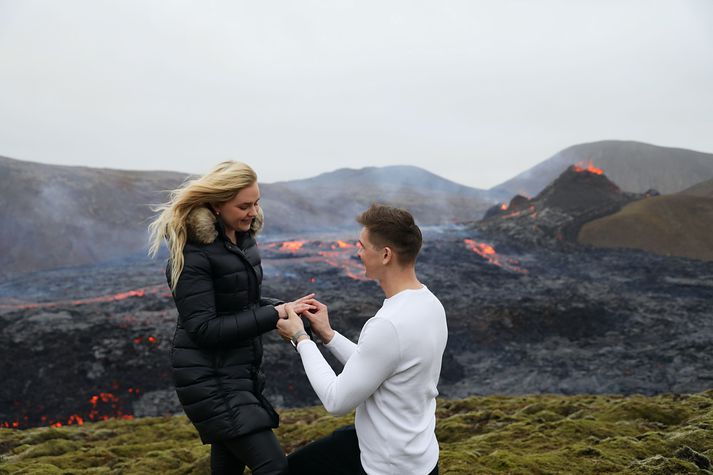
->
[379,267,422,299]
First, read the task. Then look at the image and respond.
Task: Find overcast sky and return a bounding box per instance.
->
[0,0,711,189]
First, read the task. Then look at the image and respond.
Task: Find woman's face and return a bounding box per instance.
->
[214,182,261,233]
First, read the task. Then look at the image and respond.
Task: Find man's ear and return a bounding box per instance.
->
[382,246,393,265]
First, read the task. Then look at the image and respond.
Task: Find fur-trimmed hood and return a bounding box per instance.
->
[186,206,264,244]
[186,207,219,244]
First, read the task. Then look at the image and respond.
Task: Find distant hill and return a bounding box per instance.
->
[494,141,713,197]
[578,178,713,261]
[680,177,713,197]
[0,156,185,279]
[0,158,496,278]
[261,166,500,235]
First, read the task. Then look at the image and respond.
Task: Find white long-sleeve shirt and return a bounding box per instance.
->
[296,285,448,475]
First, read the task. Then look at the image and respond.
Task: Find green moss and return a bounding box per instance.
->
[21,438,81,458]
[10,443,31,455]
[628,454,701,474]
[0,463,66,474]
[602,397,691,426]
[18,428,71,446]
[1,392,712,474]
[664,427,712,450]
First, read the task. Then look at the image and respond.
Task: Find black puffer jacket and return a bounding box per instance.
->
[169,207,281,444]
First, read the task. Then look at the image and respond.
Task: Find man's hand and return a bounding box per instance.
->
[275,293,316,319]
[276,304,310,344]
[302,298,335,344]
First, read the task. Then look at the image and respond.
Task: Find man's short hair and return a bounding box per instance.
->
[356,204,422,265]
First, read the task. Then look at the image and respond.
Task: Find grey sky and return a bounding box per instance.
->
[1,0,711,189]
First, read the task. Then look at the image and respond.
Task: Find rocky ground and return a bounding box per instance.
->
[1,226,712,429]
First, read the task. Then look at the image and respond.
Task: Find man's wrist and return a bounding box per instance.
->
[321,329,336,345]
[290,330,310,348]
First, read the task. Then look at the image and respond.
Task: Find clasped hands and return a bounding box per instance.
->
[276,294,335,346]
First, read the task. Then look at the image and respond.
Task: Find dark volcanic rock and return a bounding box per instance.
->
[1,230,713,429]
[537,165,625,211]
[484,194,531,219]
[430,236,713,396]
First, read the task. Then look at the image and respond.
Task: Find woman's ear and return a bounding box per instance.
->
[209,203,220,215]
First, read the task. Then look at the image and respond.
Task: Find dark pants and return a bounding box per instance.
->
[211,429,287,475]
[288,425,439,475]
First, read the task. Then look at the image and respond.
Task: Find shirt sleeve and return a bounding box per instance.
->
[296,318,400,416]
[323,330,357,365]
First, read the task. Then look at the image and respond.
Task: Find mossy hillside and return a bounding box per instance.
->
[1,392,712,474]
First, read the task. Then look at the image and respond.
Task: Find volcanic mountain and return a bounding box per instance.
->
[0,157,497,278]
[476,163,648,247]
[0,156,186,280]
[578,177,713,261]
[493,141,713,197]
[260,165,501,236]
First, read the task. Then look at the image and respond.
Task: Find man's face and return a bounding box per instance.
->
[215,182,261,233]
[357,228,384,280]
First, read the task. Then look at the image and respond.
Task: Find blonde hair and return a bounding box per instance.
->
[148,161,264,290]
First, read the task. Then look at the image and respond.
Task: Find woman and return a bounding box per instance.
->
[149,161,312,474]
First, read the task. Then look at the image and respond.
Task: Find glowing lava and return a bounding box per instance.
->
[2,388,141,429]
[0,284,167,311]
[573,160,604,175]
[316,250,367,281]
[86,392,134,423]
[465,240,496,257]
[133,335,158,345]
[264,239,366,280]
[280,241,305,253]
[463,239,528,274]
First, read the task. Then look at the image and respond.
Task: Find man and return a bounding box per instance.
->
[276,204,448,475]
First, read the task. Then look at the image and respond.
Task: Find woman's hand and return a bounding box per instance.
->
[275,293,316,318]
[276,304,309,343]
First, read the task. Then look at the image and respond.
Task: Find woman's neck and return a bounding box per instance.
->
[224,228,237,244]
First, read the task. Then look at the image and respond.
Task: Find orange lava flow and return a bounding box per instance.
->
[280,241,305,252]
[0,284,167,311]
[316,251,367,281]
[2,388,142,429]
[87,392,133,422]
[463,239,528,274]
[573,160,604,175]
[264,239,366,280]
[464,239,496,257]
